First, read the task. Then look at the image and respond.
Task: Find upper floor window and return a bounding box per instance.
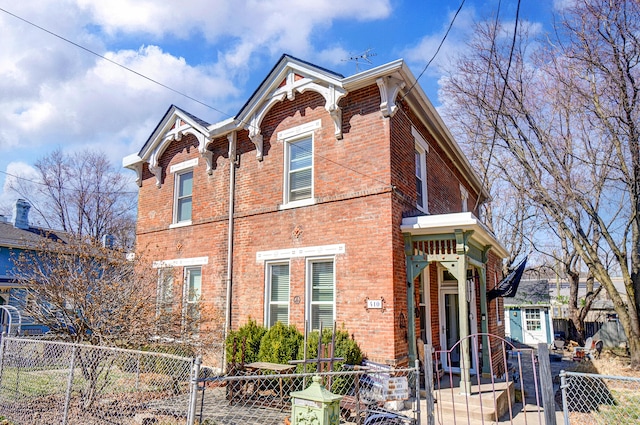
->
[286,136,313,203]
[175,170,193,223]
[460,185,469,212]
[413,127,429,212]
[265,262,290,327]
[278,119,321,209]
[308,258,335,330]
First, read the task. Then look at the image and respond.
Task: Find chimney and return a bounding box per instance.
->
[12,199,31,230]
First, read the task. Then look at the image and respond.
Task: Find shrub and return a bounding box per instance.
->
[298,327,363,394]
[225,318,266,364]
[299,327,363,372]
[258,321,302,364]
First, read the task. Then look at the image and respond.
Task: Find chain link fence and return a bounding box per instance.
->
[560,370,640,425]
[0,337,420,425]
[0,337,198,424]
[196,364,419,425]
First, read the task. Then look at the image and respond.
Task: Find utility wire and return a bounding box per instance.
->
[0,7,391,189]
[473,0,522,212]
[400,0,467,101]
[0,6,234,120]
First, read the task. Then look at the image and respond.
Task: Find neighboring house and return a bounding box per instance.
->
[124,55,509,371]
[549,276,627,346]
[0,199,65,335]
[549,277,625,323]
[503,279,554,346]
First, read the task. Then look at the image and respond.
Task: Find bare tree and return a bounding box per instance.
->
[11,236,206,408]
[8,148,136,247]
[442,0,640,359]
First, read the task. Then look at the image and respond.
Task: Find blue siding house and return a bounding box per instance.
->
[0,199,66,335]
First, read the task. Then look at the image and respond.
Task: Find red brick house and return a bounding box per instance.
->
[124,55,508,373]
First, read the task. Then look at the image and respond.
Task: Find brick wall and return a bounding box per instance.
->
[134,79,505,365]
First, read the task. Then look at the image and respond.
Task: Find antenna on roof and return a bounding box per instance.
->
[343,48,376,72]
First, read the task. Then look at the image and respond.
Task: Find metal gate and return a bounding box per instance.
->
[423,333,556,425]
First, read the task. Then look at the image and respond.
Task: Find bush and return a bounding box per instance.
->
[299,327,363,372]
[225,318,266,364]
[258,321,303,364]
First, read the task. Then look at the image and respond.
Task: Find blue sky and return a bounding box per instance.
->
[0,0,560,214]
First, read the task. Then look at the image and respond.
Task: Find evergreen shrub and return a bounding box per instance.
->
[225,318,267,364]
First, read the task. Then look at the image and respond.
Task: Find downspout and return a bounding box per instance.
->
[223,131,237,371]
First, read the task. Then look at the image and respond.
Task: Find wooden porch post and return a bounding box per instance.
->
[479,266,490,376]
[404,234,429,364]
[455,230,472,395]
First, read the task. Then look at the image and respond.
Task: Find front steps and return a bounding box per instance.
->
[432,381,515,424]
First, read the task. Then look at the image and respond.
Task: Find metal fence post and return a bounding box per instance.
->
[186,355,202,425]
[0,333,7,389]
[559,371,569,425]
[414,358,421,425]
[424,343,435,425]
[62,345,78,425]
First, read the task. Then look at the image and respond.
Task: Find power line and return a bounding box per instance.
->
[0,6,235,121]
[400,0,467,101]
[0,7,392,189]
[473,0,522,213]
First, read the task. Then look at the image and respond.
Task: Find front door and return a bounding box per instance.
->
[439,281,478,373]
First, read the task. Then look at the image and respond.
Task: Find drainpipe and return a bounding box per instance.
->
[223,131,237,370]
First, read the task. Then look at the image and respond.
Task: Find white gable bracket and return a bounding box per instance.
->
[376,76,406,117]
[146,120,212,186]
[324,84,347,140]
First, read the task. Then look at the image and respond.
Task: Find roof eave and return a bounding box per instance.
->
[401,212,509,259]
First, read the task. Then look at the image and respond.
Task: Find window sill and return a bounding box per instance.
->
[169,220,192,229]
[279,198,316,210]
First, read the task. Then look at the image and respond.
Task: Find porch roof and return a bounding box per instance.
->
[401,212,509,259]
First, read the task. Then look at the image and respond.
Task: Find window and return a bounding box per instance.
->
[413,127,429,212]
[157,268,174,317]
[185,266,202,303]
[308,259,335,330]
[175,170,193,223]
[183,267,202,332]
[525,308,541,331]
[285,136,313,204]
[265,262,290,327]
[460,185,469,212]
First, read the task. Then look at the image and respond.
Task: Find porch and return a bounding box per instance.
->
[402,212,509,395]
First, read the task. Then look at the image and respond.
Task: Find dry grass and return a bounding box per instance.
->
[585,349,640,378]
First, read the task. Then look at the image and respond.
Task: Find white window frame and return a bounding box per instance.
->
[306,257,336,331]
[183,266,202,331]
[264,261,291,327]
[525,308,542,331]
[413,126,429,213]
[184,266,202,304]
[283,135,314,208]
[279,120,320,210]
[172,169,194,227]
[156,267,174,317]
[460,185,469,213]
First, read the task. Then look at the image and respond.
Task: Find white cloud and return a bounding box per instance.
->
[0,161,39,213]
[0,0,392,207]
[401,7,477,78]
